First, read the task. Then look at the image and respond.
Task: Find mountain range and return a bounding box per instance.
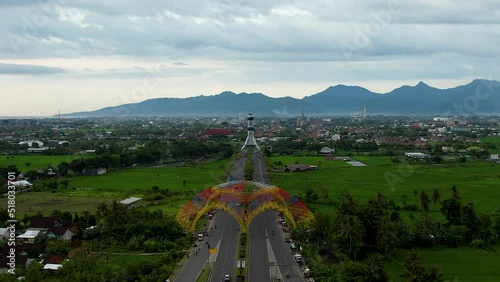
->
[64,79,500,117]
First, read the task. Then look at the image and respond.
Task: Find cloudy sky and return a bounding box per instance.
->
[1,0,499,116]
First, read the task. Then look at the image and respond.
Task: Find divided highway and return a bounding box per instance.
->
[175,151,304,281]
[248,151,303,282]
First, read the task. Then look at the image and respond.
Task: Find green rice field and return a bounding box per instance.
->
[270,156,500,214]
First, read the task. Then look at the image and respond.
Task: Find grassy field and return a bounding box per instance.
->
[270,156,500,214]
[59,159,230,192]
[5,159,231,217]
[145,196,194,215]
[270,155,500,280]
[480,136,500,145]
[9,190,127,217]
[481,136,500,153]
[0,155,89,171]
[385,246,500,282]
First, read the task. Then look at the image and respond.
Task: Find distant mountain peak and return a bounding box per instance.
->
[416,81,428,87]
[62,79,500,117]
[219,91,236,95]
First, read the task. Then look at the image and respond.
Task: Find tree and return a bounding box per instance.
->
[46,240,71,255]
[412,212,437,247]
[419,190,430,212]
[362,253,389,282]
[109,153,121,168]
[340,215,365,260]
[431,188,441,207]
[422,265,445,282]
[402,249,425,282]
[436,224,466,247]
[401,194,408,206]
[25,261,44,282]
[96,202,109,221]
[57,161,71,176]
[69,159,87,174]
[304,187,319,203]
[432,155,443,164]
[312,213,334,240]
[494,215,500,237]
[461,202,479,241]
[24,170,38,181]
[337,191,358,217]
[451,186,460,200]
[477,213,496,243]
[319,187,330,204]
[376,218,399,257]
[372,192,388,209]
[440,197,462,225]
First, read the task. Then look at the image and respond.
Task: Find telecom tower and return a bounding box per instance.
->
[241,112,260,151]
[301,99,305,119]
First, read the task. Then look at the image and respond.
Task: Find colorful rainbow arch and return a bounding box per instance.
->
[175,181,314,231]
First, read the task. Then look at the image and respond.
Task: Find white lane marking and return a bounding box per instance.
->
[266,232,284,281]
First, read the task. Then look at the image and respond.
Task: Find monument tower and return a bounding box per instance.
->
[241,112,260,151]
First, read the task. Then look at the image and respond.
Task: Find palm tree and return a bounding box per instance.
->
[376,218,399,257]
[363,253,389,282]
[402,249,425,282]
[419,190,430,212]
[451,186,460,200]
[431,188,441,208]
[340,215,365,260]
[95,202,109,221]
[373,192,387,209]
[338,190,358,216]
[422,265,446,282]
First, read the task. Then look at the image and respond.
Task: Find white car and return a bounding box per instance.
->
[224,274,231,281]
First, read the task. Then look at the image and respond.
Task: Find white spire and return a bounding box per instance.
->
[241,112,260,151]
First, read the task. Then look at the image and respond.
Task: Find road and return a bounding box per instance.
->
[174,155,246,282]
[249,209,303,281]
[208,212,239,282]
[248,151,304,282]
[252,150,268,183]
[173,228,210,282]
[175,150,304,282]
[208,154,246,281]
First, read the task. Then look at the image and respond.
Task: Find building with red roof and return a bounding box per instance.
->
[202,129,233,137]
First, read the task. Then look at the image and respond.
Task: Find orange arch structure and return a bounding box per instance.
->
[175,181,314,232]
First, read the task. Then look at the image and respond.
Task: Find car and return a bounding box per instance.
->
[285,237,291,243]
[223,274,231,281]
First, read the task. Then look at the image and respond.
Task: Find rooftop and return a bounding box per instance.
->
[119,197,142,205]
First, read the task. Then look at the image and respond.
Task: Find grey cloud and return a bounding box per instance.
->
[0,0,40,7]
[0,0,498,82]
[0,63,68,75]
